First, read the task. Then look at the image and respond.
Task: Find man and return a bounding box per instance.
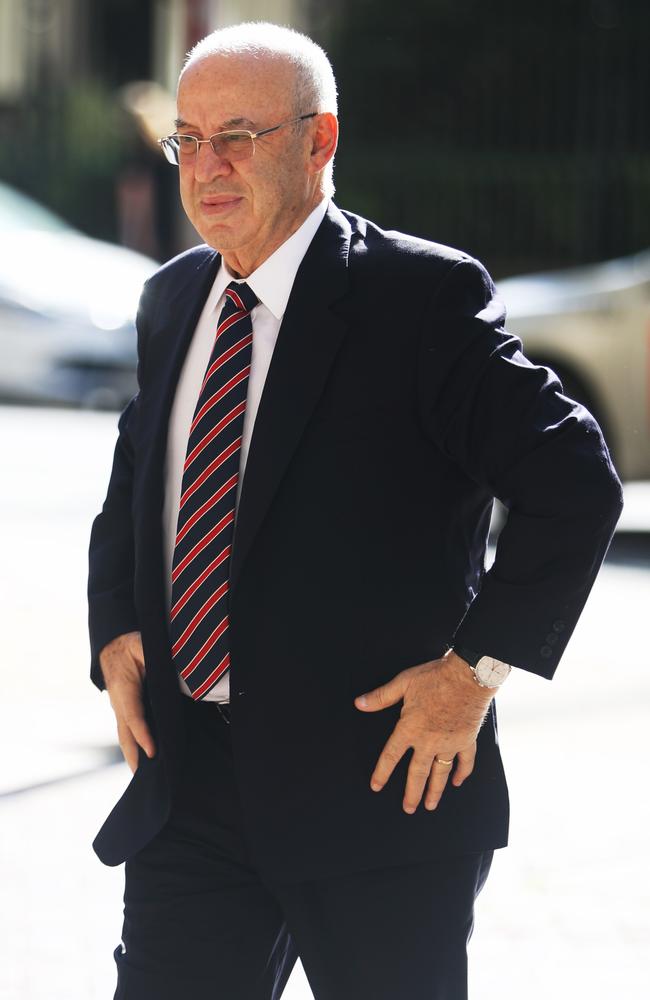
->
[88,21,622,1000]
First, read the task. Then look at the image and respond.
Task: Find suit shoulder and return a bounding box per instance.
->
[340,207,489,284]
[145,243,218,292]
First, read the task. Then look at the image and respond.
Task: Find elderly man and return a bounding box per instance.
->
[88,21,622,1000]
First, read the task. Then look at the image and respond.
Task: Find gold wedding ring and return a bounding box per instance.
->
[435,758,454,767]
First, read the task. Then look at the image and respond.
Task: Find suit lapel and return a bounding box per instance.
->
[141,249,220,478]
[230,204,353,588]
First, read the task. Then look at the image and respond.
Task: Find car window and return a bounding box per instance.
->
[0,181,73,233]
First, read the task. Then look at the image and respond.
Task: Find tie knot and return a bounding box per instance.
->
[225,281,258,315]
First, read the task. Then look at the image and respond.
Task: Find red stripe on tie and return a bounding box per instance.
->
[226,286,247,312]
[199,333,252,398]
[191,652,231,700]
[171,579,229,656]
[170,543,231,620]
[217,309,246,341]
[174,474,238,547]
[172,510,234,584]
[184,399,247,472]
[190,367,250,435]
[179,437,241,510]
[180,615,229,680]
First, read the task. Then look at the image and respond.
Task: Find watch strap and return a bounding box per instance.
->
[452,645,481,669]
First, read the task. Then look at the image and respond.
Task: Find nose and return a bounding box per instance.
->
[193,141,232,182]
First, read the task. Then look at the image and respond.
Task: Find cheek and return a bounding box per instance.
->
[179,175,194,214]
[247,161,282,199]
[258,175,292,216]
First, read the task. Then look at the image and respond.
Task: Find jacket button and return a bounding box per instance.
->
[540,646,553,658]
[552,620,566,632]
[545,633,559,645]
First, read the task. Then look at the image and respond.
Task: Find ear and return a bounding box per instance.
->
[307,112,338,176]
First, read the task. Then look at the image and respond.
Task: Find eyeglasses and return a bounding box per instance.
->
[158,113,318,166]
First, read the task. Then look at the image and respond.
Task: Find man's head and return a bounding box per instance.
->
[174,22,338,276]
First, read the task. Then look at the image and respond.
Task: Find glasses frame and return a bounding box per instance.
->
[158,112,318,165]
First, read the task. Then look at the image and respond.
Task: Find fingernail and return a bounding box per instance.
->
[370,780,382,792]
[356,695,368,708]
[403,805,415,815]
[425,801,437,810]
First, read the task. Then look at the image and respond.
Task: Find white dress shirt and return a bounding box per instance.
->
[163,198,328,702]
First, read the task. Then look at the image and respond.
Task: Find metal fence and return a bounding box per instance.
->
[326,0,650,276]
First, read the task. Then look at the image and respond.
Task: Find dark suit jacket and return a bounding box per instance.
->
[88,202,622,882]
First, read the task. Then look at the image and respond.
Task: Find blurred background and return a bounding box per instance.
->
[0,1,648,998]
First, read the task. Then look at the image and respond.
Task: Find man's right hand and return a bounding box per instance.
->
[99,631,156,774]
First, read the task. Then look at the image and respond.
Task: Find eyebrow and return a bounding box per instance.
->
[174,116,256,130]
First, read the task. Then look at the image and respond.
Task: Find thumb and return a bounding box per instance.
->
[355,673,408,712]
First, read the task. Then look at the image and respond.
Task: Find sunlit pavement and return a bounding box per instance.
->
[1,405,648,1000]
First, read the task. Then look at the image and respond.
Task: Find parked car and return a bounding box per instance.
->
[0,181,158,409]
[498,250,650,480]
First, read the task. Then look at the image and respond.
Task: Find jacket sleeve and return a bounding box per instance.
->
[418,257,624,679]
[87,279,152,690]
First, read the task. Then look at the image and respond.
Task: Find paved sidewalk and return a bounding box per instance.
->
[1,406,648,999]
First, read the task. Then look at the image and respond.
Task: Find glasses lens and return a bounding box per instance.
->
[160,136,182,165]
[160,132,254,165]
[176,135,199,162]
[211,131,255,161]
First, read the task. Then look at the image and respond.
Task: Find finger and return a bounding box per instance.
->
[127,713,156,759]
[128,633,146,672]
[424,757,454,810]
[403,751,436,814]
[116,682,156,759]
[452,745,476,787]
[117,723,140,774]
[370,732,408,791]
[120,694,156,758]
[355,671,409,712]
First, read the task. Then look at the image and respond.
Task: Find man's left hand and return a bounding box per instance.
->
[354,651,496,814]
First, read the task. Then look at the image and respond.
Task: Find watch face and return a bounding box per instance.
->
[475,656,512,687]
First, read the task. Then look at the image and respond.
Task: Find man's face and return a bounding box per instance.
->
[176,54,317,275]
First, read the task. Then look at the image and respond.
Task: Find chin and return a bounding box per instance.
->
[205,232,239,253]
[192,221,229,249]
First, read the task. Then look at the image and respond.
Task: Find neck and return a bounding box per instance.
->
[221,191,325,277]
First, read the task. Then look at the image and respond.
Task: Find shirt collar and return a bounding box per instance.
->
[211,199,328,320]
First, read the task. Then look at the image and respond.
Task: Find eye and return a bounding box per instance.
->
[221,132,249,145]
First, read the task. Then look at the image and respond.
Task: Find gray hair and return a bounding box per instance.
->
[183,22,338,196]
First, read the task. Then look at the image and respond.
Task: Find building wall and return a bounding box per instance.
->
[0,0,90,99]
[153,0,308,92]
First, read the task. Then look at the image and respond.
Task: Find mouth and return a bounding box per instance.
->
[199,195,243,216]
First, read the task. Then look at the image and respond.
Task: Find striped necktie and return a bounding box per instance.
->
[170,280,258,701]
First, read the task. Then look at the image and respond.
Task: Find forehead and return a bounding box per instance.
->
[177,53,295,127]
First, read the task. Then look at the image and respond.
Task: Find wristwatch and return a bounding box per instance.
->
[452,645,512,688]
